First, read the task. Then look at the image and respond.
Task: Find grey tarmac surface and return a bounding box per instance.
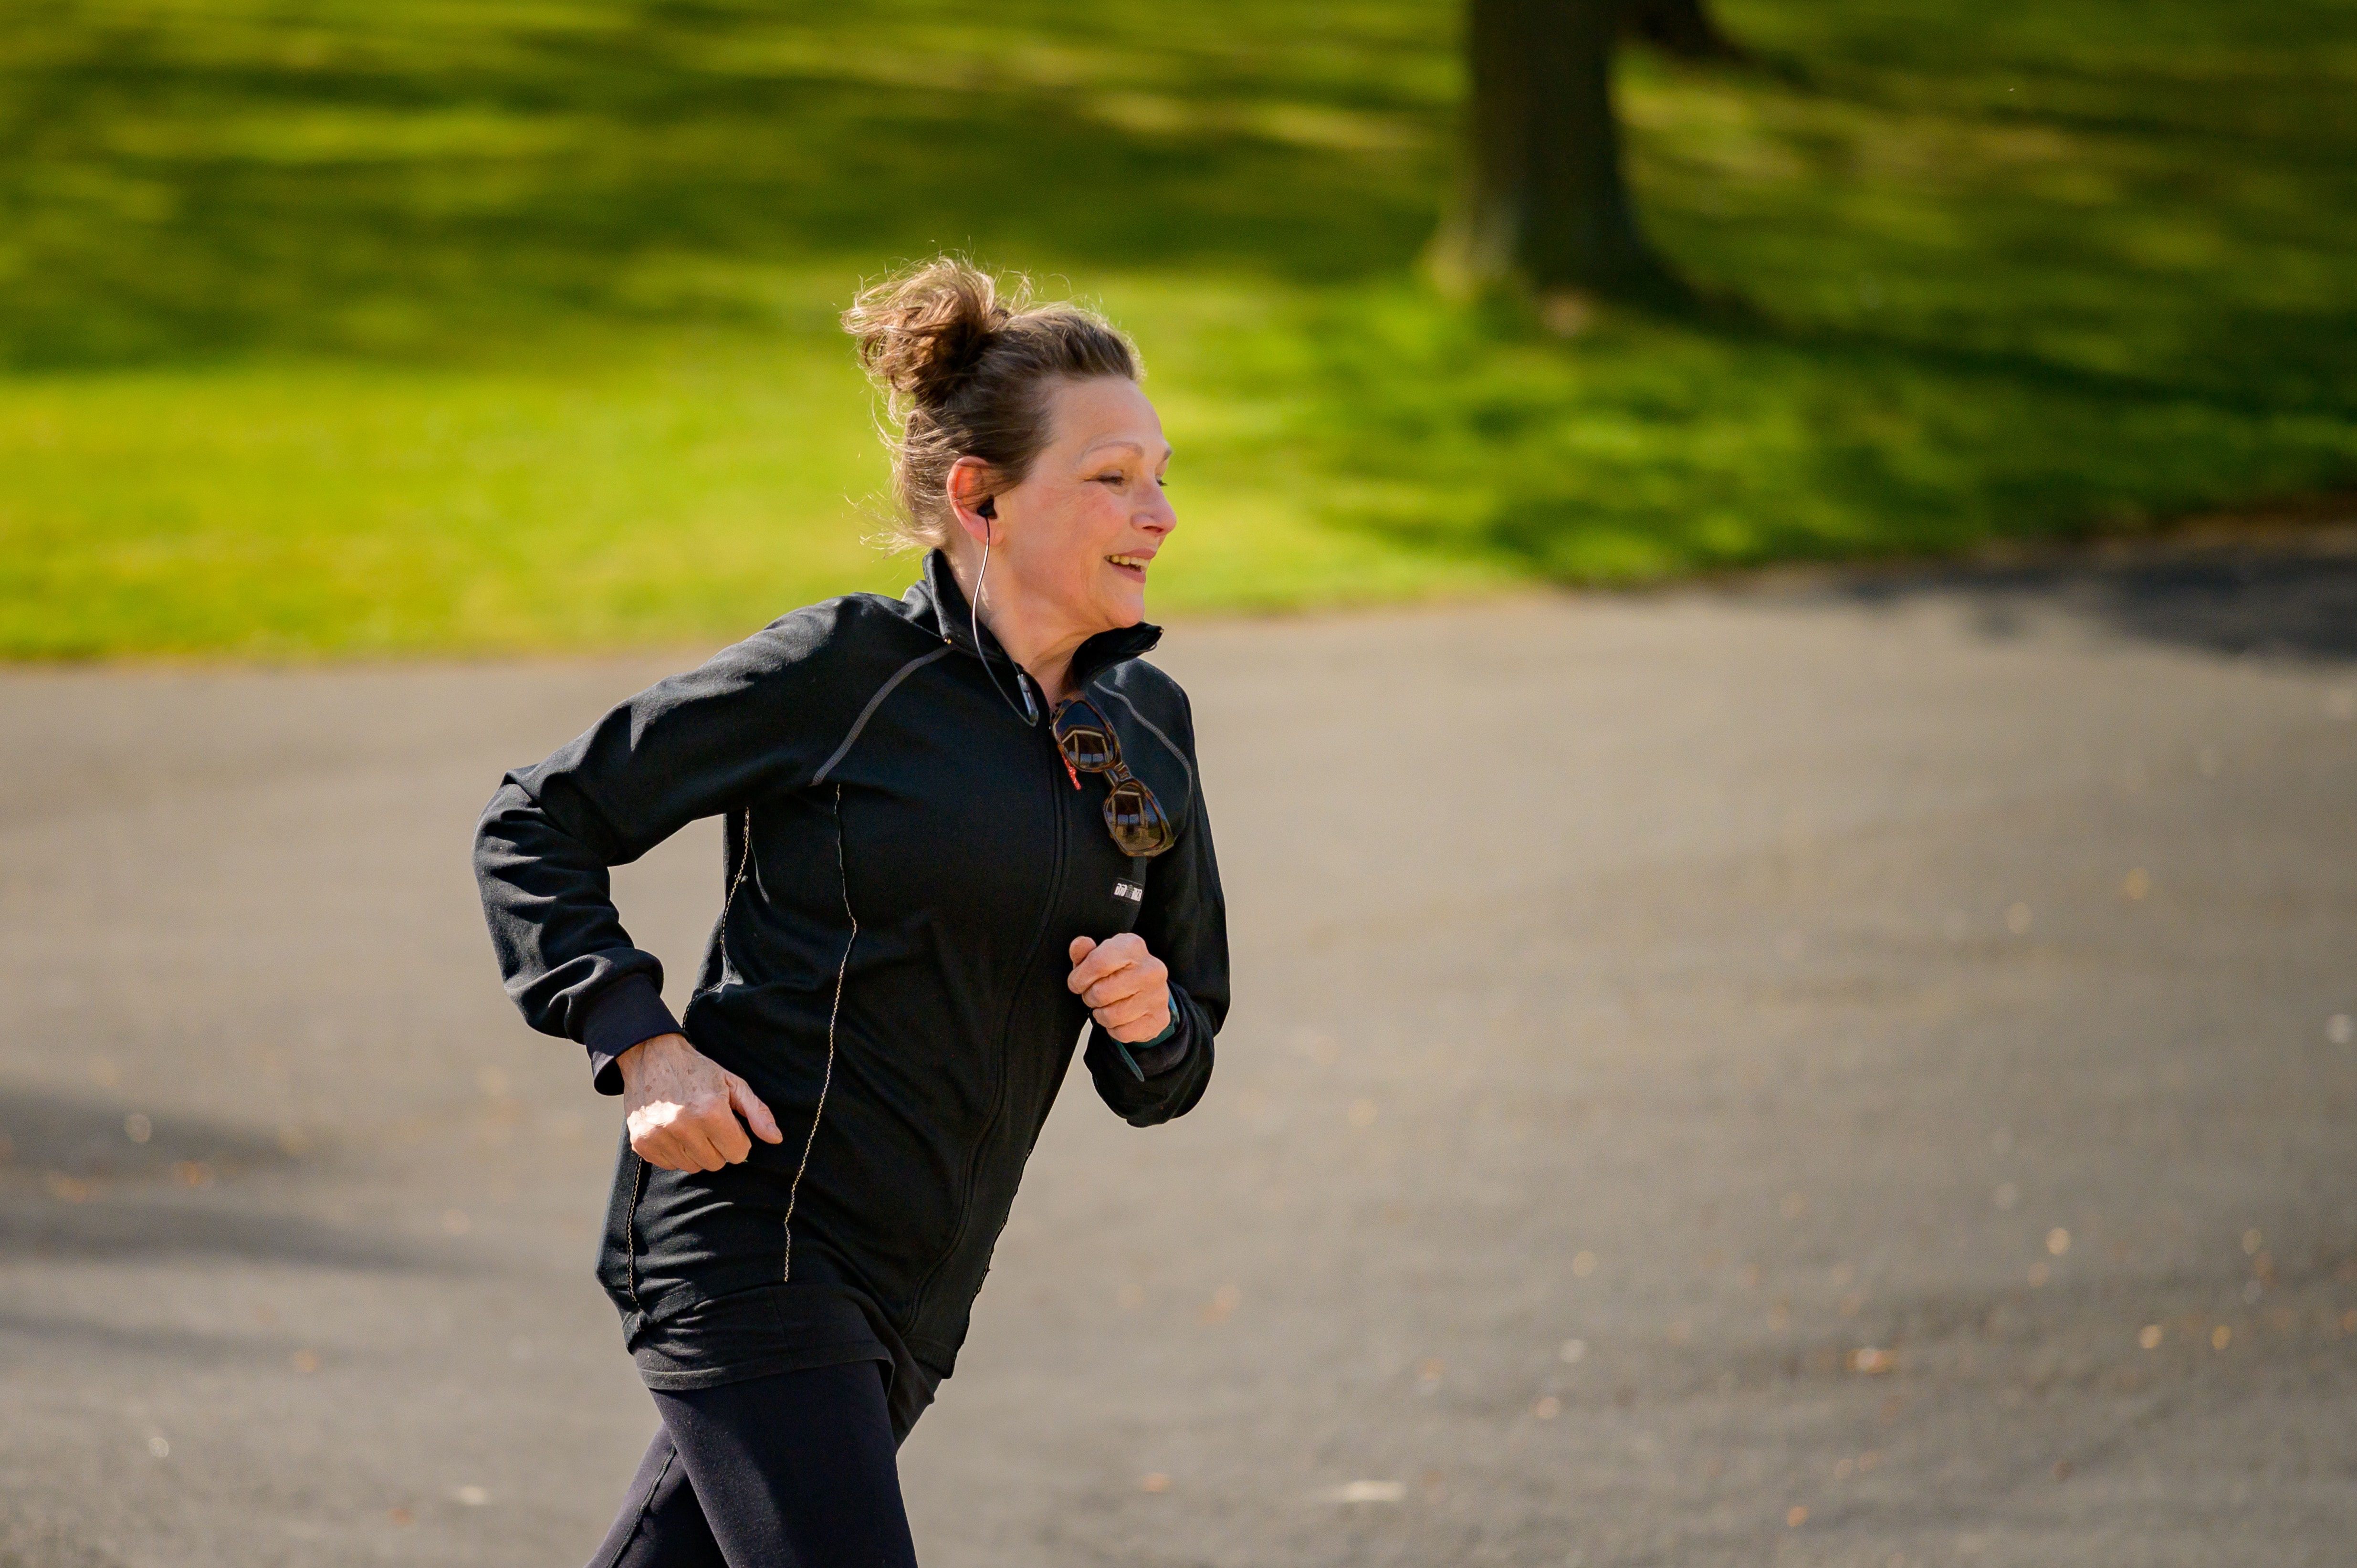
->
[3,540,2355,1568]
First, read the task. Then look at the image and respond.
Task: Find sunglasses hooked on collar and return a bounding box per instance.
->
[1050,695,1176,857]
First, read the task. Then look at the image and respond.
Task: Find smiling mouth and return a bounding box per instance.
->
[1107,554,1152,575]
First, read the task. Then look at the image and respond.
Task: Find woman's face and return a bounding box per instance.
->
[985,376,1175,637]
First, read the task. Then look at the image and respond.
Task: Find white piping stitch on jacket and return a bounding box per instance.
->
[694,806,756,1001]
[783,782,856,1282]
[624,1152,649,1316]
[1090,681,1196,816]
[813,646,953,786]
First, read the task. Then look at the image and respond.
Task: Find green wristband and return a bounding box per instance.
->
[1111,1013,1180,1081]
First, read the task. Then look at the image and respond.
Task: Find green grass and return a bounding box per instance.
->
[3,0,2354,655]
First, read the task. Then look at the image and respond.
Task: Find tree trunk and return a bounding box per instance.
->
[1428,0,1666,303]
[1624,0,1745,61]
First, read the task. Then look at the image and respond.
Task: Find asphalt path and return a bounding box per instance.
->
[2,539,2354,1568]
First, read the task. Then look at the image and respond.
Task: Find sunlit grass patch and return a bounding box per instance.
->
[1,0,2353,654]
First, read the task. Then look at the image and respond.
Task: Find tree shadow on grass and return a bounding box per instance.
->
[0,3,1451,367]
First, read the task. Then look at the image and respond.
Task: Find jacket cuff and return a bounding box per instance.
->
[581,975,681,1097]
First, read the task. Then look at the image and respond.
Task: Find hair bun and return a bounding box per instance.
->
[843,259,1024,408]
[838,255,1141,552]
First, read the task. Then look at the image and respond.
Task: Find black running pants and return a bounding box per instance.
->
[587,1361,919,1568]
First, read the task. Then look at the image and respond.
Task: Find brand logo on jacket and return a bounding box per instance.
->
[1113,880,1144,902]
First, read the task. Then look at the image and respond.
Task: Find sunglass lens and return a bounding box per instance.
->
[1060,728,1114,772]
[1105,780,1176,857]
[1053,699,1117,772]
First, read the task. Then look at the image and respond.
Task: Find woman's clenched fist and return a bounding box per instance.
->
[617,1033,783,1172]
[1067,932,1172,1042]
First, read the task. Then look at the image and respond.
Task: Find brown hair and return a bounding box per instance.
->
[842,258,1141,551]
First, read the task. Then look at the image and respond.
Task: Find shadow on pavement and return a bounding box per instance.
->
[1820,528,2357,664]
[0,1089,414,1269]
[0,1305,329,1364]
[0,1087,296,1180]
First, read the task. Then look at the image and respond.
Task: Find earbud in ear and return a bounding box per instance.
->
[977,496,996,520]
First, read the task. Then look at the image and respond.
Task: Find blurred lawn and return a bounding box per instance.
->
[2,0,2353,655]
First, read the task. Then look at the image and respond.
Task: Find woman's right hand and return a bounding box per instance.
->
[618,1034,784,1171]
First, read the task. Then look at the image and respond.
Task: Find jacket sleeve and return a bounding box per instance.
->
[472,612,848,1094]
[1084,696,1227,1128]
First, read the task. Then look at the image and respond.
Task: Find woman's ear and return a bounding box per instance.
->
[947,456,999,544]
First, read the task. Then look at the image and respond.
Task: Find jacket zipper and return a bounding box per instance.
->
[904,677,1073,1332]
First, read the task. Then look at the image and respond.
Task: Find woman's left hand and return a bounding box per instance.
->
[1067,933,1172,1042]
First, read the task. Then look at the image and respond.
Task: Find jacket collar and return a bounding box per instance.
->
[907,548,1163,695]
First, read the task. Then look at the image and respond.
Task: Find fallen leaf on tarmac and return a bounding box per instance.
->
[454,1485,489,1506]
[2138,1325,2163,1349]
[1321,1481,1406,1504]
[388,1508,414,1526]
[2046,1228,2070,1256]
[291,1349,319,1374]
[1787,1506,1809,1527]
[1847,1348,1895,1374]
[2211,1325,2232,1350]
[1532,1396,1562,1419]
[1141,1473,1170,1494]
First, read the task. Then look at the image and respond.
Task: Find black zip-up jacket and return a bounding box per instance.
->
[473,552,1225,1430]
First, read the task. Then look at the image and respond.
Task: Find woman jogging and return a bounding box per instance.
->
[472,258,1227,1567]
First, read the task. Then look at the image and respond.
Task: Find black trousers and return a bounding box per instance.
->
[587,1361,920,1568]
